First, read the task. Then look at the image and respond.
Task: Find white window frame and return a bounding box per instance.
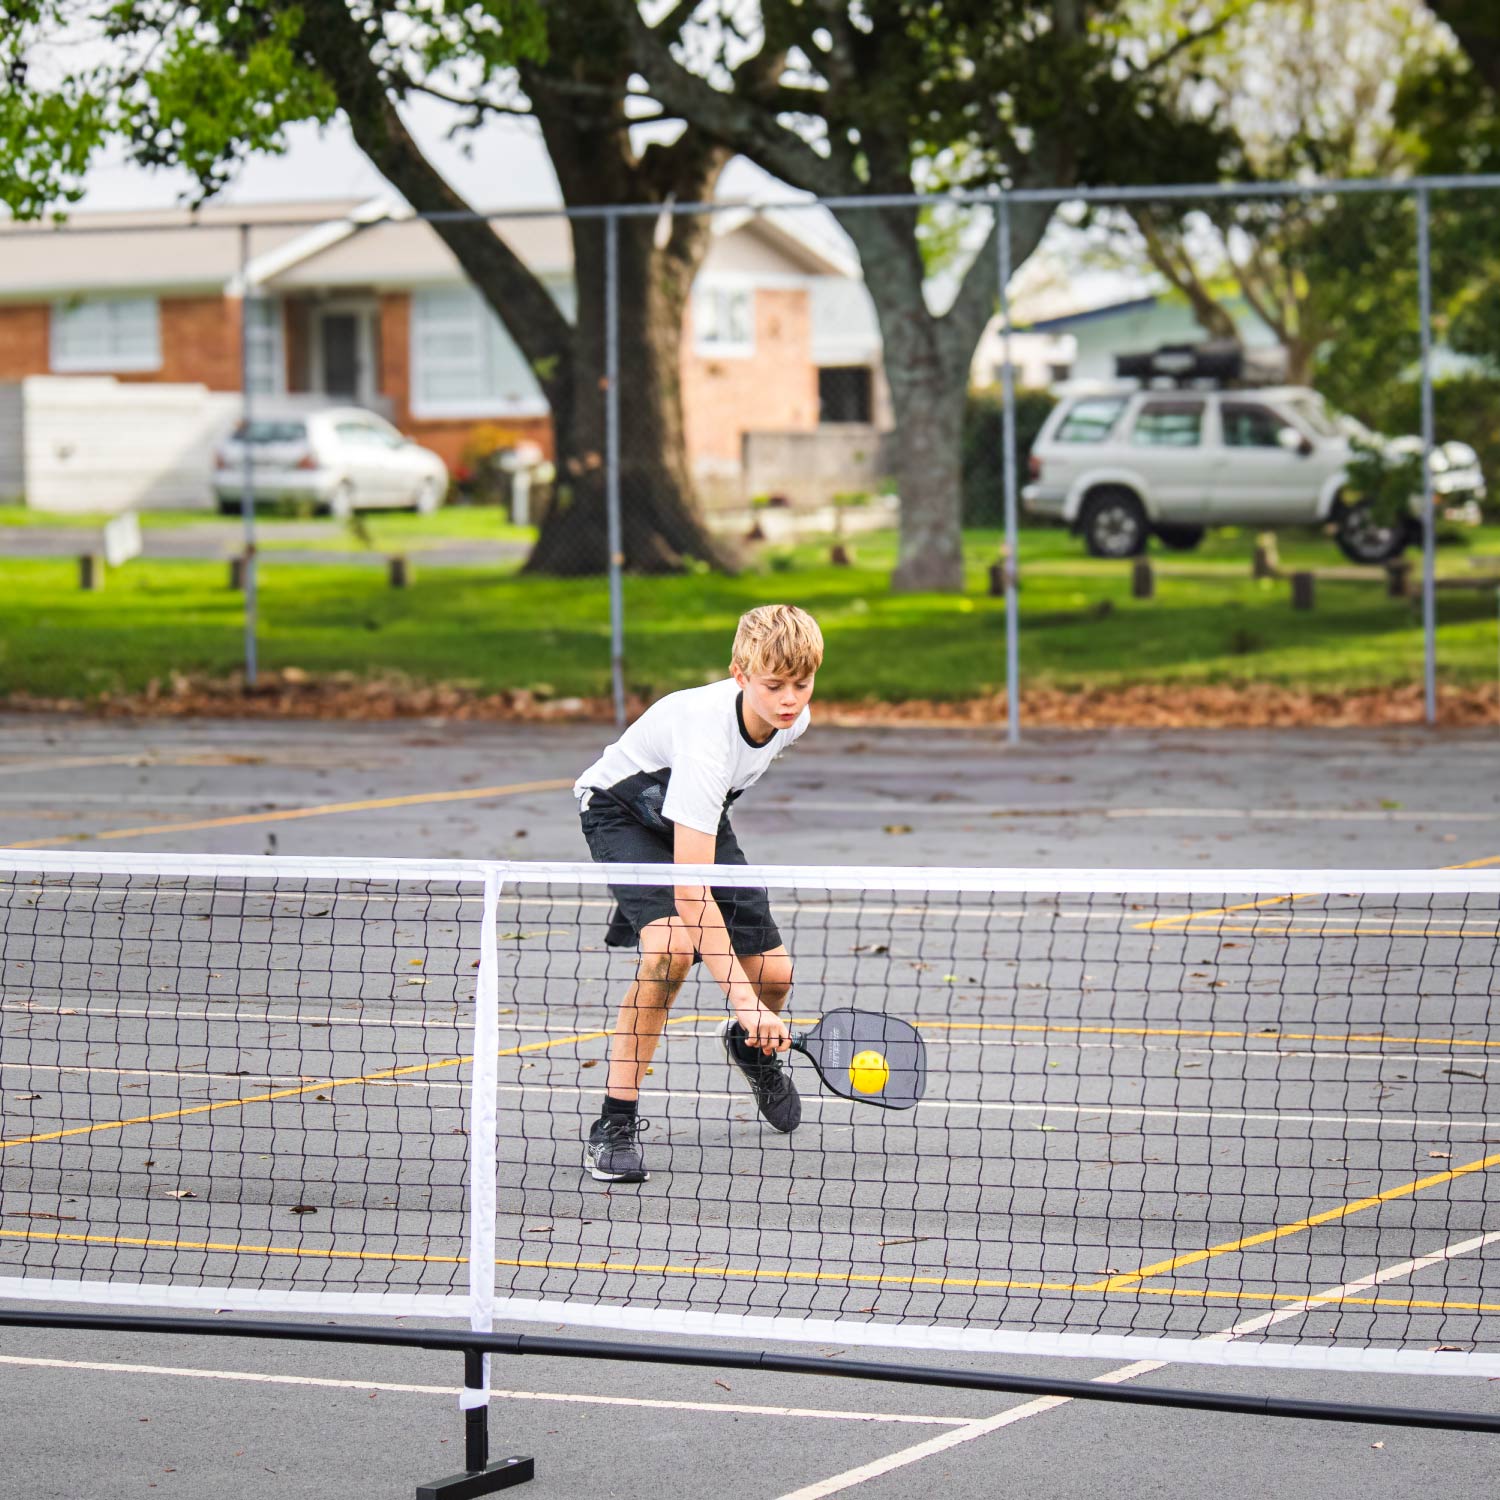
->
[50,295,161,374]
[245,296,285,398]
[693,283,755,358]
[409,284,552,421]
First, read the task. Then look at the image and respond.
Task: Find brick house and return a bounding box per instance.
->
[0,197,889,510]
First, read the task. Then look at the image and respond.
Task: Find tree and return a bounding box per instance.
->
[1091,0,1458,386]
[0,1,735,575]
[613,0,1230,591]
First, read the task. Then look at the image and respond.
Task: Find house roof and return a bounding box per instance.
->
[1020,295,1162,333]
[0,199,372,301]
[0,193,858,300]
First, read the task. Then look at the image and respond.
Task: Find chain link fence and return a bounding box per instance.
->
[1,177,1492,728]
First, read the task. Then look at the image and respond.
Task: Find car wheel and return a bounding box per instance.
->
[1335,502,1409,564]
[1081,488,1149,558]
[327,482,354,521]
[414,478,442,516]
[216,497,244,517]
[1155,524,1205,552]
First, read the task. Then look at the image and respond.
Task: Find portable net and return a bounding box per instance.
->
[4,851,1500,1378]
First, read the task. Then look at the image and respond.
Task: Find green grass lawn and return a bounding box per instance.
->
[0,503,536,550]
[4,521,1499,703]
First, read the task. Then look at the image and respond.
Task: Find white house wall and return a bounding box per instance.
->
[20,377,239,513]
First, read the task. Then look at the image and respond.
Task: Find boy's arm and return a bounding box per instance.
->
[673,822,789,1055]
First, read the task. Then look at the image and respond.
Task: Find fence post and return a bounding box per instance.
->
[237,224,259,689]
[1416,184,1437,727]
[604,211,626,729]
[996,188,1021,746]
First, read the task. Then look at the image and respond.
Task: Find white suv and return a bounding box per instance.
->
[1023,385,1483,562]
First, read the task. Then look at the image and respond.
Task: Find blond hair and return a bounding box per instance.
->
[732,604,824,680]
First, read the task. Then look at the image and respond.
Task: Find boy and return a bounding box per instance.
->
[573,604,823,1183]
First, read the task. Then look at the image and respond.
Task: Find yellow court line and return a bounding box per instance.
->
[0,1227,465,1265]
[1133,851,1500,934]
[914,1019,1500,1049]
[1091,1146,1500,1293]
[1136,893,1299,933]
[3,777,575,850]
[5,1226,1495,1317]
[0,1027,609,1151]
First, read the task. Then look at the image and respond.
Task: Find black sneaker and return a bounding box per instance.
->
[719,1018,802,1134]
[584,1115,650,1183]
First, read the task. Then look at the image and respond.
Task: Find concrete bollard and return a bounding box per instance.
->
[1291,571,1316,610]
[388,555,411,588]
[1253,533,1280,580]
[1131,557,1154,600]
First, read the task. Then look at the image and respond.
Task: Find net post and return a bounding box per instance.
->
[415,870,534,1497]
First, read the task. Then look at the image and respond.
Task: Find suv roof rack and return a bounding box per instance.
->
[1114,340,1287,389]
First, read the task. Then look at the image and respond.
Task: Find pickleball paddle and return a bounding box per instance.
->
[789,1007,926,1110]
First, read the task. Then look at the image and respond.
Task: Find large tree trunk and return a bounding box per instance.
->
[520,20,734,576]
[836,199,1048,592]
[524,210,736,574]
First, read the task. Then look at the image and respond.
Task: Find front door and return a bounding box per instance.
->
[315,305,377,405]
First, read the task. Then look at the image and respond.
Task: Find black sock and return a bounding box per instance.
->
[602,1093,638,1119]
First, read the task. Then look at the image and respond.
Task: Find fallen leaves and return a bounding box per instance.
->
[16,671,1500,729]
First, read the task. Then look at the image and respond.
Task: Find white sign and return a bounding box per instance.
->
[102,512,143,568]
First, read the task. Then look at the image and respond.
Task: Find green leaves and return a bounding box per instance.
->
[0,0,549,216]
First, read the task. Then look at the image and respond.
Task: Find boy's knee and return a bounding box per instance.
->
[756,974,792,1009]
[636,950,691,998]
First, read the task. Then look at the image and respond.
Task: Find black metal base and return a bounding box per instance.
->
[415,1456,534,1499]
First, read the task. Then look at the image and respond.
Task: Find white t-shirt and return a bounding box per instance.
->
[574,677,811,834]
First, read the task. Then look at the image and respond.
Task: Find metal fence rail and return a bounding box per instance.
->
[0,171,1483,730]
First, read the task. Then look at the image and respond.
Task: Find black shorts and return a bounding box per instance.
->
[579,795,782,958]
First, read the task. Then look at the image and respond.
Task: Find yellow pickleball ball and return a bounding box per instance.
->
[848,1049,890,1095]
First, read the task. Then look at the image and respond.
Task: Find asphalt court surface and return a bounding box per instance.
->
[4,713,1500,1498]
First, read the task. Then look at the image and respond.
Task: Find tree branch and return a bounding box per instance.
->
[292,0,574,414]
[612,0,851,196]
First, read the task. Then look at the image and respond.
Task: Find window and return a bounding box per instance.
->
[819,366,873,424]
[1285,394,1343,439]
[245,298,284,397]
[1055,397,1126,444]
[234,419,306,444]
[50,296,160,373]
[1222,403,1292,449]
[410,285,554,419]
[1131,401,1203,447]
[694,285,754,355]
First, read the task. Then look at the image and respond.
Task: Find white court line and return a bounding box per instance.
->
[4,1064,1495,1133]
[0,1354,965,1427]
[10,1004,1497,1065]
[756,802,1489,824]
[775,1229,1500,1499]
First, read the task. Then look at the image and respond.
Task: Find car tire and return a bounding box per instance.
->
[1335,501,1410,564]
[1154,524,1205,552]
[1081,487,1149,558]
[327,483,354,521]
[414,478,442,516]
[216,497,244,516]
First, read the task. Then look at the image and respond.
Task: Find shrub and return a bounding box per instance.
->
[962,387,1057,527]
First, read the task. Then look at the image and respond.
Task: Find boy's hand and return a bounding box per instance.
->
[733,997,790,1055]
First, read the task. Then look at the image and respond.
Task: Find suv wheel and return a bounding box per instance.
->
[1155,524,1205,552]
[1081,488,1148,558]
[1336,502,1410,564]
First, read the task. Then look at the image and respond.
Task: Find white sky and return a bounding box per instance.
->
[72,95,789,214]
